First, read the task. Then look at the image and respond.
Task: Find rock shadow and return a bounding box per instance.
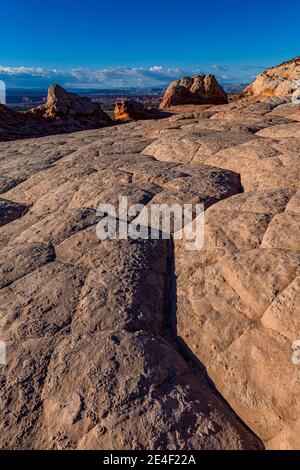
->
[165,236,265,449]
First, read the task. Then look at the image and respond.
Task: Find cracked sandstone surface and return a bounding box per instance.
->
[0,100,299,449]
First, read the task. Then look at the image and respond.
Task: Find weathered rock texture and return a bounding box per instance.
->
[242,56,300,100]
[0,85,111,142]
[0,95,299,450]
[142,102,300,450]
[160,75,228,109]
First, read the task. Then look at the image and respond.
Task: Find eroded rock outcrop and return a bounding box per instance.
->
[114,98,172,122]
[31,84,112,125]
[0,85,112,142]
[114,98,157,121]
[160,75,228,109]
[242,56,300,100]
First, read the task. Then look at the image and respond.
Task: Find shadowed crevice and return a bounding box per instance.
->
[0,198,28,227]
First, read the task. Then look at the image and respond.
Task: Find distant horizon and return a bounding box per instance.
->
[5,80,250,92]
[4,81,248,108]
[0,63,263,90]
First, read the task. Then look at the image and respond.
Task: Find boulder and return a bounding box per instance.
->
[0,103,46,141]
[242,56,300,100]
[160,75,228,109]
[114,98,165,121]
[114,98,152,121]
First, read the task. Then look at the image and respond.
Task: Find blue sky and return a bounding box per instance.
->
[1,0,299,88]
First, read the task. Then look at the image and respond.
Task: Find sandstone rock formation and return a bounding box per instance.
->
[0,91,299,450]
[242,56,300,100]
[114,98,158,121]
[0,85,112,142]
[31,84,112,124]
[160,75,228,109]
[114,98,172,122]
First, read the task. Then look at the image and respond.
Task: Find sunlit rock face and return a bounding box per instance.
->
[242,56,300,100]
[160,74,228,109]
[114,98,158,121]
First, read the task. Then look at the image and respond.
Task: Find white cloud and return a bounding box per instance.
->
[0,65,206,88]
[0,66,56,76]
[212,64,228,72]
[0,63,263,88]
[149,66,163,72]
[0,65,192,88]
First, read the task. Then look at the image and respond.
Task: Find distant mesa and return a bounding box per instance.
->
[241,56,300,101]
[160,74,228,109]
